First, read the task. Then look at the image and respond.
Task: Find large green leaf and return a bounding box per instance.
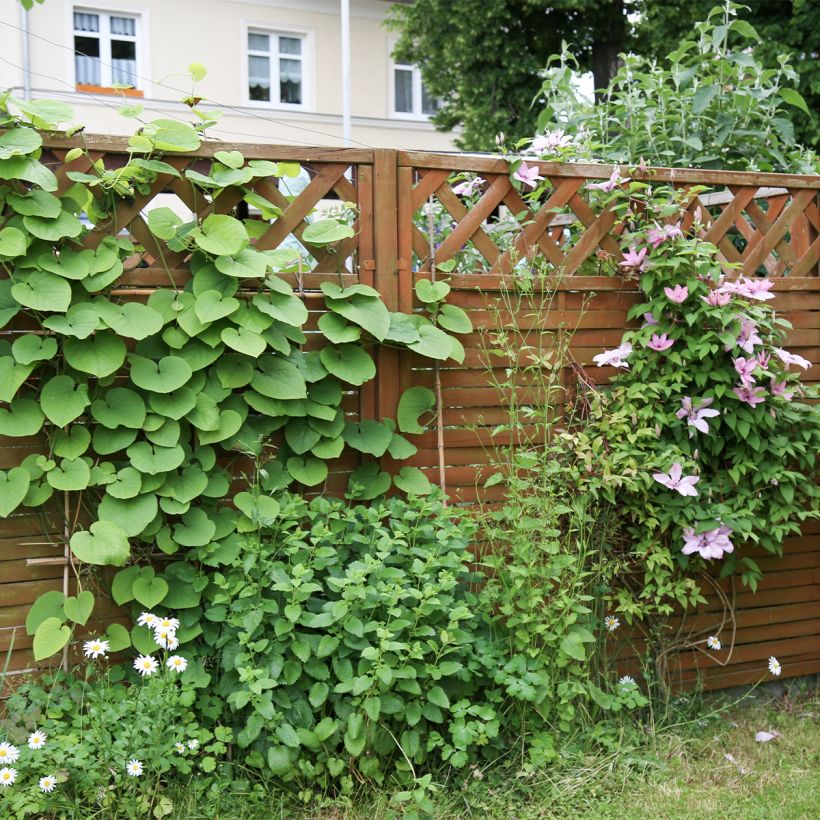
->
[193,214,247,256]
[40,375,90,427]
[147,207,183,240]
[173,507,216,547]
[317,312,361,343]
[46,457,91,491]
[393,466,433,495]
[0,356,33,403]
[194,290,239,323]
[98,492,158,537]
[0,126,42,158]
[408,324,458,361]
[346,463,391,500]
[0,397,44,437]
[132,575,169,608]
[63,332,127,378]
[253,292,308,327]
[397,386,436,434]
[11,334,58,365]
[214,247,269,278]
[343,421,393,456]
[42,303,99,338]
[436,304,473,334]
[0,467,31,517]
[318,345,375,386]
[5,189,62,218]
[126,442,185,475]
[221,327,266,357]
[302,218,354,245]
[11,270,73,312]
[91,387,146,429]
[52,426,91,459]
[63,590,94,626]
[107,466,143,499]
[95,301,165,340]
[0,155,58,191]
[326,294,390,341]
[251,358,307,400]
[0,226,27,258]
[0,281,20,329]
[33,618,71,662]
[129,355,193,393]
[70,521,130,566]
[23,210,83,242]
[415,278,451,303]
[38,247,94,280]
[197,409,244,445]
[25,590,66,635]
[286,456,328,486]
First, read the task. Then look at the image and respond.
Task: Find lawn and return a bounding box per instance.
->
[169,684,819,819]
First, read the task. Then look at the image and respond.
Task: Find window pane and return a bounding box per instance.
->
[73,12,99,32]
[248,32,269,52]
[279,36,301,55]
[280,59,302,104]
[112,40,137,84]
[394,68,413,113]
[248,55,270,101]
[75,35,101,85]
[110,16,136,37]
[421,82,439,116]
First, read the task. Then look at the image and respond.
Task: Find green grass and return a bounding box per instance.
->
[168,686,820,820]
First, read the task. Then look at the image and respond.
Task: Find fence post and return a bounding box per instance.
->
[372,149,403,423]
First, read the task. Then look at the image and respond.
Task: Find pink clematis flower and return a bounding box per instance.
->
[620,247,649,272]
[733,356,758,387]
[512,162,544,189]
[756,351,770,369]
[702,290,732,307]
[676,396,720,435]
[647,223,683,248]
[682,525,734,560]
[733,384,766,407]
[643,312,658,326]
[770,379,795,401]
[452,176,485,197]
[593,342,632,369]
[774,347,811,370]
[653,462,699,497]
[664,284,689,303]
[737,277,775,301]
[528,130,572,154]
[737,317,763,354]
[588,166,629,192]
[647,333,675,352]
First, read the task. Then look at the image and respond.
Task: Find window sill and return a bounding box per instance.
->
[76,84,144,98]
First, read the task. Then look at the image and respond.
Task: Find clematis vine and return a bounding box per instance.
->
[676,396,720,435]
[718,276,775,301]
[512,161,544,189]
[593,342,632,368]
[647,333,675,352]
[647,223,683,248]
[528,130,572,154]
[682,525,734,560]
[733,384,766,407]
[702,290,732,307]
[733,356,758,387]
[774,347,811,370]
[452,176,485,197]
[588,166,628,192]
[620,246,649,272]
[770,379,795,401]
[664,284,688,303]
[652,462,699,496]
[736,317,763,354]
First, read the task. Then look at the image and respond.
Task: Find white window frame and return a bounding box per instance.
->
[241,23,313,111]
[71,5,144,89]
[390,59,438,121]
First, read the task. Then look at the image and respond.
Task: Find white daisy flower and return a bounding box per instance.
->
[27,730,47,750]
[133,655,159,677]
[0,767,17,787]
[174,742,186,754]
[604,615,620,633]
[0,743,20,764]
[706,636,721,651]
[166,656,188,673]
[153,627,178,650]
[768,656,782,676]
[82,639,110,659]
[156,617,180,631]
[137,612,158,628]
[618,675,637,690]
[38,774,58,793]
[126,759,143,777]
[187,738,199,750]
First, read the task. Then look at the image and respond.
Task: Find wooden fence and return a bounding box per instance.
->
[1,138,818,689]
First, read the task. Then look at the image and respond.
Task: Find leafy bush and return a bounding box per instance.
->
[196,492,500,792]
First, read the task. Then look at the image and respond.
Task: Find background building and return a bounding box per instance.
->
[0,0,458,150]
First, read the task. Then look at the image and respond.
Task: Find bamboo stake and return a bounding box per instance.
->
[427,195,447,504]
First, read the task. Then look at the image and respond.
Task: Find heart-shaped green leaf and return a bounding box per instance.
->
[326,294,390,341]
[436,303,473,334]
[23,209,83,242]
[147,207,183,241]
[91,387,146,429]
[318,345,375,386]
[111,565,142,605]
[92,425,139,455]
[193,214,247,256]
[6,189,60,218]
[415,278,451,303]
[98,492,158,536]
[302,218,354,245]
[253,291,308,327]
[407,323,455,360]
[104,623,132,652]
[63,590,94,625]
[318,312,362,343]
[42,303,100,338]
[221,327,266,357]
[346,463,391,500]
[0,126,42,158]
[107,466,143,499]
[39,247,94,280]
[0,280,20,329]
[173,507,217,547]
[129,356,193,393]
[0,397,44,437]
[63,332,127,378]
[251,358,307,400]
[393,466,433,495]
[197,409,244,445]
[51,426,92,459]
[194,290,239,323]
[11,334,58,365]
[40,375,90,427]
[0,356,34,402]
[126,441,185,474]
[148,385,198,420]
[70,521,130,566]
[214,247,269,278]
[343,421,393,456]
[234,492,280,527]
[11,270,73,312]
[214,149,244,168]
[95,301,165,340]
[286,456,328,486]
[46,457,91,491]
[26,590,66,635]
[33,617,71,661]
[0,226,27,257]
[397,386,436,434]
[132,575,169,609]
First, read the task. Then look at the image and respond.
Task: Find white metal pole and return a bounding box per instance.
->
[20,4,31,100]
[341,0,351,145]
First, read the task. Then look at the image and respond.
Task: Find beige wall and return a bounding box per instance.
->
[0,0,457,150]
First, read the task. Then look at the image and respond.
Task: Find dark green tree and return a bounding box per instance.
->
[387,0,631,151]
[633,0,818,149]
